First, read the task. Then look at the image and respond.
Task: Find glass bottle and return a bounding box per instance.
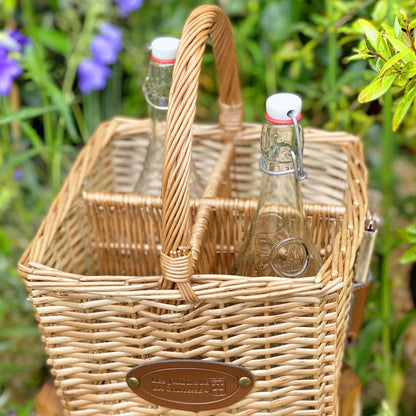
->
[233,93,322,278]
[134,37,203,197]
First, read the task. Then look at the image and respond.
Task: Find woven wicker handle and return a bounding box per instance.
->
[160,5,241,302]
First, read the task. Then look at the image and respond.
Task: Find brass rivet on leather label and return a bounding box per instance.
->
[238,376,252,388]
[127,377,140,388]
[126,360,254,411]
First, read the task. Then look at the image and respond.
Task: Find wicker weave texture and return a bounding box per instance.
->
[17,4,368,416]
[18,119,366,415]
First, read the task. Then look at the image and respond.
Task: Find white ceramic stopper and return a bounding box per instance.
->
[266,93,302,121]
[151,37,180,62]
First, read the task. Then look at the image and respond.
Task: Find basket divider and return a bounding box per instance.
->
[160,5,242,302]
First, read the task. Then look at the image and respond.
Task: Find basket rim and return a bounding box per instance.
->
[17,118,368,299]
[20,260,345,302]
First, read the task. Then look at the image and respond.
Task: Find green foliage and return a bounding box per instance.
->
[351,8,416,414]
[352,14,416,130]
[359,73,398,101]
[399,224,416,263]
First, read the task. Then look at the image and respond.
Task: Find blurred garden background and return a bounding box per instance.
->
[1,0,416,415]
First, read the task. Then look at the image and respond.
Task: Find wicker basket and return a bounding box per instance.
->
[18,5,368,416]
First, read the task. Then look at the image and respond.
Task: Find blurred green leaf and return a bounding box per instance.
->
[1,0,17,17]
[348,49,374,61]
[392,80,416,130]
[392,309,416,362]
[401,245,416,263]
[384,33,414,53]
[393,17,403,39]
[400,62,416,79]
[375,399,397,416]
[358,18,384,54]
[45,79,79,140]
[0,184,17,217]
[395,303,416,343]
[21,43,78,141]
[0,229,11,254]
[34,27,70,55]
[396,12,406,29]
[0,106,57,125]
[400,222,416,263]
[374,57,384,72]
[403,34,414,50]
[381,22,396,39]
[409,18,416,30]
[377,35,392,60]
[358,73,397,102]
[1,326,41,337]
[20,121,44,150]
[0,148,43,176]
[220,0,252,15]
[372,0,387,21]
[348,318,384,382]
[260,1,294,42]
[379,50,415,77]
[401,224,416,240]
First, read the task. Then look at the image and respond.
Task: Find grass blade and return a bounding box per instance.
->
[0,105,56,125]
[0,147,43,176]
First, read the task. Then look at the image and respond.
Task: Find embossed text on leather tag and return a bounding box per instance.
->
[126,360,254,411]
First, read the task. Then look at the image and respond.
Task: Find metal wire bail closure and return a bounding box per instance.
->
[288,110,306,181]
[259,109,306,181]
[142,76,169,111]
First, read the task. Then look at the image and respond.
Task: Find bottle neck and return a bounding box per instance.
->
[146,59,175,110]
[258,119,305,211]
[260,120,303,173]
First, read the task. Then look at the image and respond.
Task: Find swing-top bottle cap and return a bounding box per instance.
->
[266,93,302,124]
[151,37,180,63]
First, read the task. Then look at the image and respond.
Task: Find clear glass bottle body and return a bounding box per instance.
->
[233,120,322,278]
[134,59,203,197]
[134,59,173,195]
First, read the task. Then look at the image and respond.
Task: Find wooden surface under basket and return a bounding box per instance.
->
[17,4,368,416]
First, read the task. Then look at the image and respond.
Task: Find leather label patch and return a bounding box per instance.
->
[126,360,254,411]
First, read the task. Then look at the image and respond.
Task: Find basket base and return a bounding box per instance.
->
[35,364,362,416]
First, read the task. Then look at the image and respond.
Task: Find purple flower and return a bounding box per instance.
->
[90,23,123,65]
[114,0,143,17]
[0,40,12,56]
[6,29,31,53]
[77,58,112,94]
[0,29,30,54]
[0,55,23,95]
[99,22,123,48]
[13,168,23,181]
[0,29,29,94]
[90,35,121,65]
